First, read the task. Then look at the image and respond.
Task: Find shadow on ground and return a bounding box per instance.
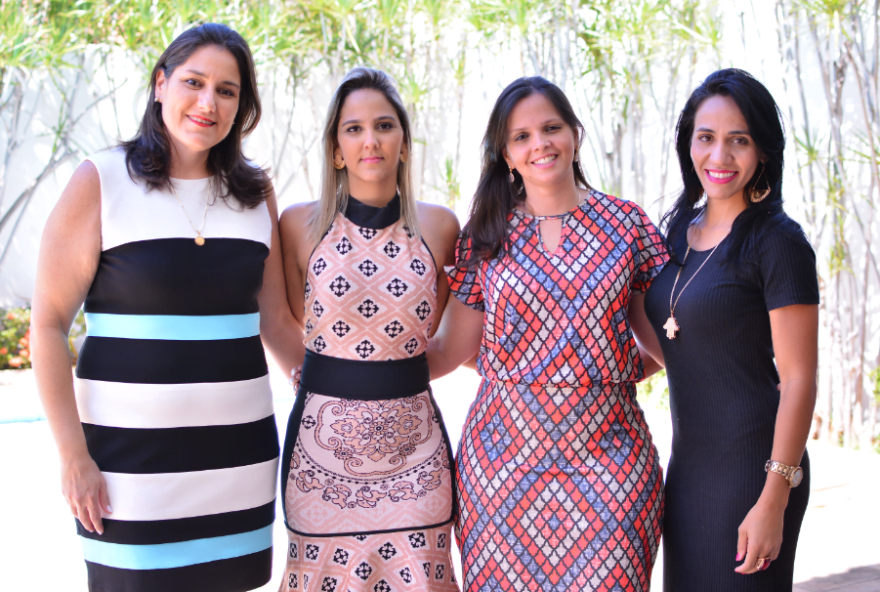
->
[794,564,880,592]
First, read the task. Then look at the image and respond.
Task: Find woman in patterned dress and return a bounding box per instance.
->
[428,77,667,591]
[277,67,461,592]
[32,24,303,591]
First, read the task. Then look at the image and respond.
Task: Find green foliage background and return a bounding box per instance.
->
[2,0,879,450]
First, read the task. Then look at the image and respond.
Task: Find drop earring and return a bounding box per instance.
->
[509,166,515,184]
[749,165,771,203]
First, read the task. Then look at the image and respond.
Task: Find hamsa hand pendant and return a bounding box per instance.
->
[663,316,680,340]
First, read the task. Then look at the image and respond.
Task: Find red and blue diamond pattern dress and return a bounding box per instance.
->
[446,190,668,592]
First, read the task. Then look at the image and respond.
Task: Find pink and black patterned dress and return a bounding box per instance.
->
[279,195,459,592]
[447,190,668,592]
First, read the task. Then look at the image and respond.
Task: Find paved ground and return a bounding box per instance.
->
[1,366,878,591]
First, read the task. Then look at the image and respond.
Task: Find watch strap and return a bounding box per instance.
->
[765,460,799,484]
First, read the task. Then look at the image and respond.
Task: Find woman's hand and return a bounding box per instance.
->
[62,452,111,535]
[734,494,785,574]
[290,365,303,390]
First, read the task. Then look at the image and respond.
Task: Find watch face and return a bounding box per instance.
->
[790,467,804,487]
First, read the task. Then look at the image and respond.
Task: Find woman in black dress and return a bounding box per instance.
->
[644,68,818,590]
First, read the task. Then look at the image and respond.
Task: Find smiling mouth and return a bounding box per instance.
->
[532,154,558,165]
[706,170,736,179]
[187,115,216,127]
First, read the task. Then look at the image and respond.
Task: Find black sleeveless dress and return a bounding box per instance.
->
[643,215,819,591]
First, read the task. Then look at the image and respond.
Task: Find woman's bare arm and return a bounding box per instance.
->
[417,202,460,338]
[257,189,305,375]
[628,292,664,377]
[31,160,110,534]
[735,303,818,574]
[426,296,484,380]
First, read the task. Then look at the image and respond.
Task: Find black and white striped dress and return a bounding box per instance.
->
[73,148,278,592]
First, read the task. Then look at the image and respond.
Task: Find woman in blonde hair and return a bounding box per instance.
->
[277,67,461,592]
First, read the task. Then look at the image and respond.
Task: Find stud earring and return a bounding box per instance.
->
[400,153,407,164]
[154,96,160,103]
[508,166,515,184]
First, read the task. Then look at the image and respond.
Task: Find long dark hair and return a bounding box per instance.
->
[460,76,591,265]
[121,23,269,208]
[663,68,787,266]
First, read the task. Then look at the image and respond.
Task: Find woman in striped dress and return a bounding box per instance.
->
[31,24,303,592]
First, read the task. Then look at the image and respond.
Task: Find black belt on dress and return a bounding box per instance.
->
[299,350,430,399]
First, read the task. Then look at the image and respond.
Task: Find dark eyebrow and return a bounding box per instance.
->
[183,69,241,89]
[509,119,564,133]
[341,115,397,126]
[696,126,751,136]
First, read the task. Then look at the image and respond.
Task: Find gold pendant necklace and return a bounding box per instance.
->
[170,182,209,246]
[666,236,721,339]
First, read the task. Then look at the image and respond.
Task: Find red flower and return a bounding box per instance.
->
[8,357,23,367]
[0,348,8,355]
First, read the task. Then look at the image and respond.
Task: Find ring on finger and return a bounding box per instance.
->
[761,559,772,571]
[756,557,770,570]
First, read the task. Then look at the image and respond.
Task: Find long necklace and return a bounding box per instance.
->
[664,232,721,339]
[170,182,209,246]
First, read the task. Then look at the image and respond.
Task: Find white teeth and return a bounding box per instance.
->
[534,155,557,165]
[190,116,213,124]
[707,171,735,179]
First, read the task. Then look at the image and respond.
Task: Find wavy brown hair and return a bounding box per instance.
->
[121,23,269,208]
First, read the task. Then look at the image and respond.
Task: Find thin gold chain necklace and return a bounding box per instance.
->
[169,181,210,246]
[664,229,722,339]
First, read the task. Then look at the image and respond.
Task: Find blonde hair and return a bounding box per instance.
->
[311,67,420,245]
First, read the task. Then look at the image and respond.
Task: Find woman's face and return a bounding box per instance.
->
[155,45,241,165]
[335,89,406,198]
[690,94,763,204]
[503,93,577,194]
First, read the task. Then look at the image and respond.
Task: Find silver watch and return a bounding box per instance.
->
[765,460,804,488]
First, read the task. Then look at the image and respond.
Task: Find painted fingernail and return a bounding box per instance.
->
[736,552,744,561]
[106,505,112,513]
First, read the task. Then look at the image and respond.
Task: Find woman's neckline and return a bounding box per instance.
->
[170,176,211,183]
[513,194,589,221]
[344,194,401,230]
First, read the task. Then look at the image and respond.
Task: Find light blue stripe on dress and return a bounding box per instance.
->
[80,525,272,570]
[84,312,260,341]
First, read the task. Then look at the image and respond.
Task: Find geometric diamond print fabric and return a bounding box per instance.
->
[455,380,663,592]
[302,205,436,361]
[280,197,458,592]
[446,190,668,591]
[280,529,458,591]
